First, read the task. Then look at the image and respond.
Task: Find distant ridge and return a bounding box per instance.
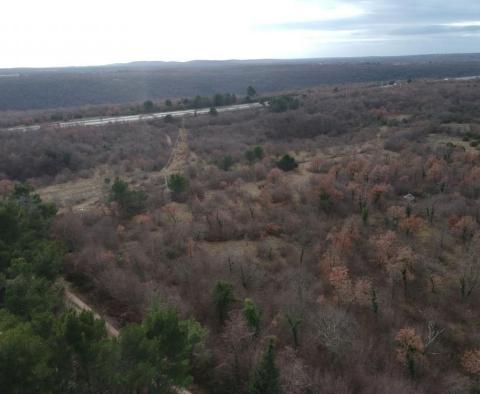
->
[1,53,480,111]
[2,52,480,74]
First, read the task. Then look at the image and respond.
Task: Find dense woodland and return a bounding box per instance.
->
[2,77,480,393]
[1,54,480,111]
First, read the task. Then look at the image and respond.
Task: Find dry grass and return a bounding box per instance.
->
[37,127,190,212]
[38,173,108,212]
[428,133,478,153]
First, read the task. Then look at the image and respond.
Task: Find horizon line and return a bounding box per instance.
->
[1,51,479,71]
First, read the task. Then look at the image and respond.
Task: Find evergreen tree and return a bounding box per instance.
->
[213,93,225,107]
[0,187,207,393]
[245,149,256,164]
[249,337,280,394]
[245,146,264,164]
[213,281,235,324]
[143,100,154,113]
[109,178,147,218]
[218,155,234,171]
[253,146,264,160]
[167,174,188,201]
[277,154,298,172]
[118,305,206,392]
[247,86,257,98]
[243,298,261,334]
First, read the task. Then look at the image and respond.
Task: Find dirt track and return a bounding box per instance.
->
[38,126,189,212]
[57,127,193,392]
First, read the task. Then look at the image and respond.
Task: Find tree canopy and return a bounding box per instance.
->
[0,186,205,393]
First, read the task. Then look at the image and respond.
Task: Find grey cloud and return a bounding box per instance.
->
[261,0,480,37]
[389,24,480,36]
[258,0,480,57]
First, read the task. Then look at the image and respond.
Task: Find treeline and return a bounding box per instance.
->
[2,60,480,111]
[141,90,246,114]
[0,87,258,129]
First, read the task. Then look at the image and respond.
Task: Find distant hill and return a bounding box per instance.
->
[1,53,480,111]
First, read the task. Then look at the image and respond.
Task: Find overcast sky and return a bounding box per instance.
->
[2,0,480,68]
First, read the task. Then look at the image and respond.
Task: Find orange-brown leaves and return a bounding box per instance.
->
[371,231,417,280]
[371,231,397,266]
[0,179,14,196]
[328,265,372,306]
[308,157,322,173]
[395,327,424,364]
[449,215,477,241]
[329,266,352,303]
[387,205,405,225]
[425,156,448,184]
[461,349,480,375]
[327,218,360,258]
[399,215,425,236]
[370,183,392,208]
[353,278,373,307]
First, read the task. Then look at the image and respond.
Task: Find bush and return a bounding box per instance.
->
[277,154,298,172]
[269,96,299,113]
[253,146,264,160]
[246,146,264,163]
[143,100,154,113]
[243,298,261,334]
[109,178,147,218]
[167,174,188,201]
[245,149,256,164]
[213,281,235,324]
[218,155,234,171]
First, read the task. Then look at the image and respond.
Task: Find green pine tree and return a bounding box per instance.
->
[243,298,261,334]
[249,337,280,394]
[213,281,235,324]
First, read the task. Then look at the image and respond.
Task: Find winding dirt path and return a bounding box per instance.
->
[62,279,120,337]
[57,127,194,392]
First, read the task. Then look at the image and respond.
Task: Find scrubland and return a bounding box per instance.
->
[2,78,480,393]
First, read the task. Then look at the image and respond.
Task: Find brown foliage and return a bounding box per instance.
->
[395,327,424,364]
[461,349,480,375]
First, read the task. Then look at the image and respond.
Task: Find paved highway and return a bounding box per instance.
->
[5,102,264,133]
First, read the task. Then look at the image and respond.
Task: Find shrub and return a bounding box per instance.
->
[167,174,188,201]
[245,146,264,164]
[218,155,234,171]
[143,100,154,113]
[213,281,235,324]
[253,146,264,160]
[277,154,298,172]
[245,149,256,164]
[269,96,299,113]
[109,178,147,218]
[243,298,261,334]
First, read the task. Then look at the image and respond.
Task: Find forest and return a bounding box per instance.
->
[1,54,480,111]
[1,76,480,393]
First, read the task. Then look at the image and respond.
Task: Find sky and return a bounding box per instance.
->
[1,0,480,68]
